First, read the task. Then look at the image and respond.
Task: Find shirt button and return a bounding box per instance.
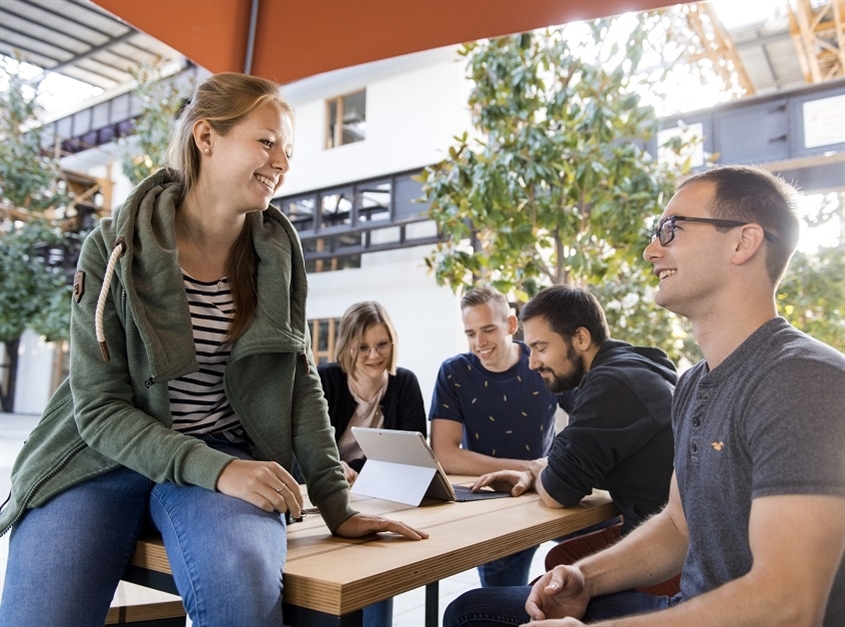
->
[691,443,698,453]
[693,417,701,427]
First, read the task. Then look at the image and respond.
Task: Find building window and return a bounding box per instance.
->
[326,90,366,148]
[276,169,435,274]
[308,317,341,365]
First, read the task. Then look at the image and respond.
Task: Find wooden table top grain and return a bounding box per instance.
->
[130,477,618,617]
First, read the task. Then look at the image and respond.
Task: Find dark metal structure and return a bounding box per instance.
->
[275,169,437,272]
[656,78,845,193]
[0,0,182,90]
[36,64,204,155]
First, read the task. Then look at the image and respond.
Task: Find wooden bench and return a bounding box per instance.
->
[107,580,185,626]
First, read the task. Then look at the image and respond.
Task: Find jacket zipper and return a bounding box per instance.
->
[0,442,87,538]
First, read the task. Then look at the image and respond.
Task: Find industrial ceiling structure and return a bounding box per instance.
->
[0,0,182,90]
[1,0,842,100]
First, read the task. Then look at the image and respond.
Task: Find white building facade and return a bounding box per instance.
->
[13,46,479,415]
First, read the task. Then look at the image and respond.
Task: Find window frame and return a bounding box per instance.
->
[325,89,367,149]
[309,317,341,365]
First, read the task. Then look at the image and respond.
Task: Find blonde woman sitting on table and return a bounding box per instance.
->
[318,301,427,626]
[0,72,426,627]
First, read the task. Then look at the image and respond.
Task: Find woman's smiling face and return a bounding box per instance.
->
[201,103,293,213]
[354,323,393,380]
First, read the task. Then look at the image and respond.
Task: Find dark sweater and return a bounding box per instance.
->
[672,318,844,626]
[541,340,677,534]
[317,363,427,472]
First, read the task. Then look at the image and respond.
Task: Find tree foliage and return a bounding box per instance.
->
[777,195,845,353]
[420,19,700,363]
[0,58,72,411]
[0,57,66,211]
[0,220,72,342]
[0,219,73,411]
[120,62,191,185]
[778,244,845,353]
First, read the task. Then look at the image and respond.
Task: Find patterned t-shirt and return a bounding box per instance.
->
[429,341,557,460]
[168,274,244,443]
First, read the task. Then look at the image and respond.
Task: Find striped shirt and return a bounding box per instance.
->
[168,274,244,443]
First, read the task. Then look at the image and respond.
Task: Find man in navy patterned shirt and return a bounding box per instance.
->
[430,286,558,587]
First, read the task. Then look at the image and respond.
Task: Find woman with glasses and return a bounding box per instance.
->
[319,301,427,484]
[317,301,426,627]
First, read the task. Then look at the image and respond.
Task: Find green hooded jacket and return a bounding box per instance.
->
[0,169,356,535]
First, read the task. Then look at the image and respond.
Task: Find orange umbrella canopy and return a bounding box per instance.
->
[94,0,678,84]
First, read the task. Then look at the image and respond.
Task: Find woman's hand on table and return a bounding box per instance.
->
[335,513,429,540]
[472,469,535,496]
[216,459,304,516]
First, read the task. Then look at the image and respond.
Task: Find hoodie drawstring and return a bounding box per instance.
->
[96,238,126,362]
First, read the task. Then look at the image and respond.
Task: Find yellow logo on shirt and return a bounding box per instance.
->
[711,441,724,451]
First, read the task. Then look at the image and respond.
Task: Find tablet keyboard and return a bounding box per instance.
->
[452,485,512,502]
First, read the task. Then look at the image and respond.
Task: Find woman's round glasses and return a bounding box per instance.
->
[357,340,393,356]
[652,215,776,246]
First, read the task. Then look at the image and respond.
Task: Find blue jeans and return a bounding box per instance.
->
[443,585,683,626]
[363,597,394,627]
[0,439,288,627]
[478,545,538,587]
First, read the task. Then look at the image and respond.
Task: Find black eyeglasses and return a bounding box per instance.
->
[651,215,777,247]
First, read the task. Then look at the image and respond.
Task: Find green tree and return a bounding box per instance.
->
[0,58,71,412]
[777,195,845,353]
[419,19,699,363]
[120,62,191,185]
[0,57,66,211]
[778,244,845,353]
[0,220,72,411]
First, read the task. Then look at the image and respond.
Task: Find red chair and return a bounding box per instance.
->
[543,522,681,597]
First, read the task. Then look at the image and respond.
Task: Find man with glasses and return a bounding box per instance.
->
[444,165,844,627]
[652,214,777,247]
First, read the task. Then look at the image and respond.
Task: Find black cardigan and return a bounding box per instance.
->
[317,362,427,472]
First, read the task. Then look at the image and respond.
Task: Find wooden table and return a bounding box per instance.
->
[124,478,618,626]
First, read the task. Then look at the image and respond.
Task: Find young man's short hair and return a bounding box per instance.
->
[679,165,800,285]
[461,286,511,321]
